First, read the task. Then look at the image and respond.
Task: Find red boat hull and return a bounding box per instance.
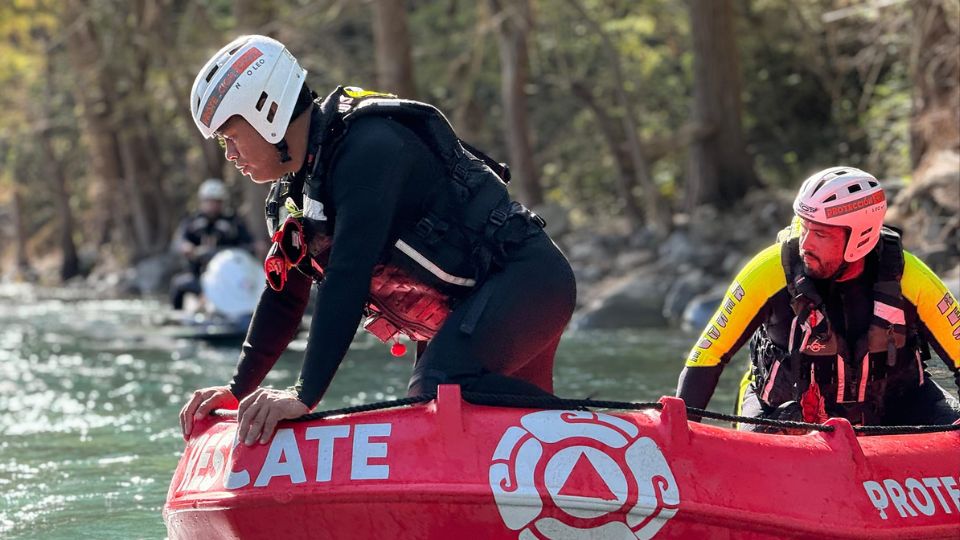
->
[164,386,960,539]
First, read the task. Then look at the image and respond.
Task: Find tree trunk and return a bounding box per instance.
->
[686,0,758,209]
[488,0,543,206]
[37,36,81,281]
[9,180,32,280]
[43,135,81,281]
[910,0,960,170]
[63,0,175,259]
[569,82,642,229]
[450,3,490,142]
[371,0,418,98]
[564,0,664,232]
[62,3,134,257]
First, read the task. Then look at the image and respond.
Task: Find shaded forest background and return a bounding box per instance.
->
[1,0,957,288]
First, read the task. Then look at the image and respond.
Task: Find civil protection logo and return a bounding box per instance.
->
[489,411,680,540]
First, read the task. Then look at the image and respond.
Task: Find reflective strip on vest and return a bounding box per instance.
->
[874,300,905,325]
[762,360,781,403]
[394,239,477,287]
[836,355,845,402]
[916,349,925,385]
[858,353,870,402]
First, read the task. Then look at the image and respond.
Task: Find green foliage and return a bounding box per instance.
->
[0,0,940,274]
[739,0,915,184]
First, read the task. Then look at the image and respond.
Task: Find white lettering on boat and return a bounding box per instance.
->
[178,422,392,491]
[305,425,351,482]
[254,429,307,487]
[863,476,960,519]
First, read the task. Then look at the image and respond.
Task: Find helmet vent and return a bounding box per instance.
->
[204,65,219,83]
[824,194,837,202]
[228,44,243,55]
[848,184,862,194]
[266,102,278,123]
[255,91,268,112]
[868,180,878,187]
[856,238,871,248]
[862,227,873,236]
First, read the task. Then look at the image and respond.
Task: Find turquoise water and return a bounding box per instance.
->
[4,284,950,539]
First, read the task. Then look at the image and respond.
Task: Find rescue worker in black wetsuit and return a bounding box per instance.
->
[169,178,254,309]
[179,35,576,445]
[677,167,959,430]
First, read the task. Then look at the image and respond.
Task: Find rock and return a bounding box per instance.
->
[628,225,668,250]
[658,230,697,266]
[681,283,728,333]
[567,241,608,263]
[613,250,655,272]
[532,202,571,239]
[942,265,960,301]
[573,268,672,329]
[914,244,956,276]
[721,251,748,277]
[573,263,609,289]
[131,252,183,295]
[662,269,712,323]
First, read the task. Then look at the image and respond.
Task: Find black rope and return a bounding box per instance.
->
[685,406,835,432]
[278,391,960,436]
[853,423,960,435]
[461,391,662,412]
[294,393,436,421]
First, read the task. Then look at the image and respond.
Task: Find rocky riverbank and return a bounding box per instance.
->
[564,153,960,332]
[8,154,958,331]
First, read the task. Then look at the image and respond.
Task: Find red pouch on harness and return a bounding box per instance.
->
[264,216,307,291]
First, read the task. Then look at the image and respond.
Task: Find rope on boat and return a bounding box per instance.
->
[295,393,437,421]
[849,424,960,435]
[287,391,960,435]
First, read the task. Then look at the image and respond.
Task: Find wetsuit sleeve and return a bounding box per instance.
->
[900,251,960,376]
[295,118,413,408]
[677,244,785,409]
[228,270,312,399]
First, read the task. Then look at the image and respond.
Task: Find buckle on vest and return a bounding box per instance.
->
[452,161,469,181]
[489,208,508,226]
[531,212,546,228]
[415,217,448,244]
[415,217,435,238]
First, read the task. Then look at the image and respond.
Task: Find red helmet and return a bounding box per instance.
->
[793,166,887,262]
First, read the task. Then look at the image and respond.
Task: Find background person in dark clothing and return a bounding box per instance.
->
[179,35,576,445]
[169,178,254,310]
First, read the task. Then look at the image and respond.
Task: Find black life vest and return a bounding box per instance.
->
[750,225,926,424]
[265,86,544,343]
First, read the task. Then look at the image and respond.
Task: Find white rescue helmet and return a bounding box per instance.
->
[198,178,227,201]
[793,166,887,262]
[190,35,306,144]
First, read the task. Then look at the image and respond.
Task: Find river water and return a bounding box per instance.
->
[0,285,951,539]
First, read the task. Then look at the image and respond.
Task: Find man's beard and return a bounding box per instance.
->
[801,255,835,279]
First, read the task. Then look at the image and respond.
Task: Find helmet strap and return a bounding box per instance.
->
[275,138,292,163]
[273,86,317,165]
[827,260,849,282]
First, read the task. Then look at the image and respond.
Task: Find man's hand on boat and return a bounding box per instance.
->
[236,388,309,445]
[179,386,239,440]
